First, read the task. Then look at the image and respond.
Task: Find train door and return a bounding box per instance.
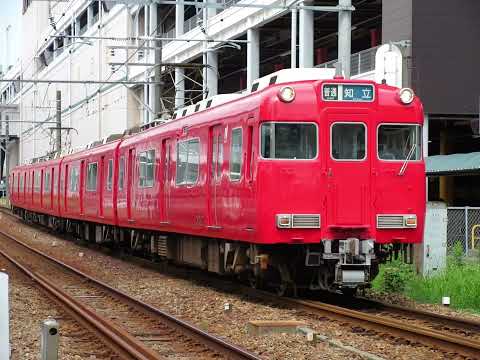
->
[208,125,224,228]
[99,156,104,218]
[80,160,85,215]
[161,139,172,223]
[326,114,371,227]
[127,148,135,221]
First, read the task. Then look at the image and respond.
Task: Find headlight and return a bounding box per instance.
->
[398,88,415,104]
[278,86,296,103]
[404,215,417,228]
[276,214,292,228]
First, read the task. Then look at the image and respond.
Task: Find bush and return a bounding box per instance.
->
[372,259,414,294]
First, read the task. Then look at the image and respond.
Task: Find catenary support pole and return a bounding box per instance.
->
[338,0,352,78]
[4,116,8,199]
[175,2,185,107]
[247,28,260,89]
[56,91,61,154]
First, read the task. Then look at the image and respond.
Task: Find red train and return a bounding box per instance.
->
[9,69,425,295]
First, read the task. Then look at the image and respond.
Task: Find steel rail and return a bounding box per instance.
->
[258,293,480,358]
[0,228,260,360]
[0,247,161,360]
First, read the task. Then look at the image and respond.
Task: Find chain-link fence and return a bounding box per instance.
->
[447,207,480,254]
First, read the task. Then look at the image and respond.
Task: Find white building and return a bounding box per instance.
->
[6,0,382,164]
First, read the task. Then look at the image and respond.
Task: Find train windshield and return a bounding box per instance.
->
[260,122,317,159]
[378,124,421,160]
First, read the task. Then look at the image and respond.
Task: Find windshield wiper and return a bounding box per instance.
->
[398,143,416,176]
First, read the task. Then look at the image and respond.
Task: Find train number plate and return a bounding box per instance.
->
[322,84,374,102]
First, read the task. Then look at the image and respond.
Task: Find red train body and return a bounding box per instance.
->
[9,69,426,294]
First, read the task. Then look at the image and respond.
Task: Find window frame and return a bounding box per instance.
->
[175,137,200,187]
[376,123,423,162]
[229,127,243,182]
[330,121,367,162]
[86,162,98,192]
[138,149,155,188]
[259,121,319,161]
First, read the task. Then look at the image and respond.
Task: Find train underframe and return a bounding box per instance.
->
[13,208,414,296]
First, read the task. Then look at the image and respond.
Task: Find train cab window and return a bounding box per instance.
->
[176,139,200,185]
[44,171,51,194]
[331,123,366,160]
[139,150,155,187]
[107,159,113,190]
[261,122,317,159]
[119,156,125,190]
[69,166,79,192]
[378,124,421,161]
[86,162,98,191]
[230,128,243,181]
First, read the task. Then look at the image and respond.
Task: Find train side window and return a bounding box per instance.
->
[260,122,317,159]
[139,149,155,187]
[107,159,113,190]
[44,170,51,194]
[69,166,79,192]
[331,123,366,161]
[86,162,98,191]
[230,128,242,181]
[176,138,200,186]
[20,173,24,193]
[34,171,41,192]
[119,156,125,190]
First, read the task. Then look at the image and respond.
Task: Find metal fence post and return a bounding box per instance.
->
[41,319,59,360]
[465,207,469,255]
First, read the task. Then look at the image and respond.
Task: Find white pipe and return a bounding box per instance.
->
[291,9,297,68]
[0,271,9,360]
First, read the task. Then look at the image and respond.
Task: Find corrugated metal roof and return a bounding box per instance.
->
[426,152,480,176]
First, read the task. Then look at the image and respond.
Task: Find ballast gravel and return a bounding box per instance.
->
[1,211,475,360]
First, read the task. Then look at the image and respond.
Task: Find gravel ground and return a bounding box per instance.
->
[0,256,117,360]
[0,211,473,360]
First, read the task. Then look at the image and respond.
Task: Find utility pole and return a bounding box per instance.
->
[5,115,9,199]
[56,90,62,154]
[338,0,352,78]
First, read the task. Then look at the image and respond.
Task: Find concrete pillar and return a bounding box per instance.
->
[175,4,185,108]
[149,3,161,119]
[291,9,297,68]
[143,5,150,123]
[247,28,260,90]
[338,0,352,78]
[299,1,314,68]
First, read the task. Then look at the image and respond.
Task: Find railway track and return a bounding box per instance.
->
[0,228,260,360]
[2,208,480,358]
[251,291,480,358]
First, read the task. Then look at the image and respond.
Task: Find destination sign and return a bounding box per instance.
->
[322,84,374,102]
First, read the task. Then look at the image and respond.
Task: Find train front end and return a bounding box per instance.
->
[255,74,425,294]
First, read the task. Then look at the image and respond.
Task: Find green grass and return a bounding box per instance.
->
[372,257,480,313]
